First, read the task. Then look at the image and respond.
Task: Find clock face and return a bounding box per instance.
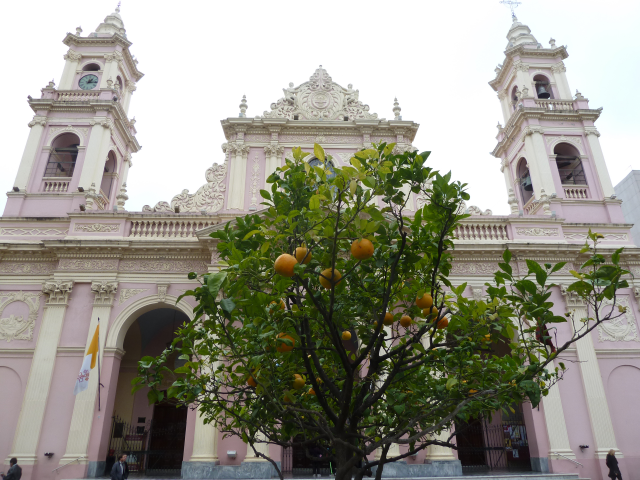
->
[79,74,99,90]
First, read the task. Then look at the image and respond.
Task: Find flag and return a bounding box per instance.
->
[74,324,99,395]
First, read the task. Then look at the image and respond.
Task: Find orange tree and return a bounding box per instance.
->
[135,143,629,480]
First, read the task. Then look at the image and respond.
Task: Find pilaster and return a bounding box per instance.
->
[8,281,73,465]
[523,126,557,198]
[189,411,219,462]
[551,62,571,99]
[263,145,284,190]
[425,429,456,461]
[584,128,614,198]
[79,121,111,193]
[227,142,251,210]
[541,378,575,460]
[243,432,269,463]
[13,117,47,191]
[561,286,621,459]
[59,281,118,466]
[60,49,82,90]
[513,62,533,94]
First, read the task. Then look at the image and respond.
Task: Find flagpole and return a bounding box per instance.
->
[97,317,102,411]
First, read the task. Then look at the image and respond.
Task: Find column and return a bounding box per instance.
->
[425,429,456,462]
[59,50,82,90]
[243,432,269,462]
[79,121,111,191]
[190,412,219,462]
[7,281,73,465]
[514,62,533,94]
[263,145,283,191]
[551,63,571,99]
[59,281,118,467]
[13,118,47,191]
[541,376,575,459]
[585,129,614,198]
[227,144,250,210]
[562,288,621,459]
[100,53,121,89]
[524,127,557,198]
[498,90,511,123]
[122,81,136,113]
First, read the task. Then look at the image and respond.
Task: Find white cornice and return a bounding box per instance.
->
[489,45,569,91]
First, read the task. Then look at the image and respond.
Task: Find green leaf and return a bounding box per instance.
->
[259,189,271,200]
[207,271,227,297]
[314,143,325,162]
[220,298,236,314]
[612,247,623,265]
[147,389,158,405]
[242,230,261,241]
[383,143,397,156]
[503,249,512,264]
[309,195,321,210]
[446,377,459,390]
[550,262,567,274]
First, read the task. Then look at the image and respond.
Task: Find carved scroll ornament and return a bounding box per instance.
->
[0,291,42,342]
[144,158,228,214]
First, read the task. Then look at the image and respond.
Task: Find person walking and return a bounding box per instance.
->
[309,445,324,478]
[1,458,22,480]
[606,449,622,480]
[110,453,129,480]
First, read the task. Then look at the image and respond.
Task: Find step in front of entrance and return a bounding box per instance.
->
[65,475,588,480]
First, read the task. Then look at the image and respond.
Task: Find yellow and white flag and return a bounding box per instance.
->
[74,324,99,395]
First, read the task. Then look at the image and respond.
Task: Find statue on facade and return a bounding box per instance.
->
[283,82,301,105]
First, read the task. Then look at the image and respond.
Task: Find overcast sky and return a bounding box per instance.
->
[2,0,638,215]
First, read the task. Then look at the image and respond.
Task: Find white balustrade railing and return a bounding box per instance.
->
[523,196,540,215]
[95,191,108,210]
[454,222,509,241]
[129,218,217,238]
[42,178,70,192]
[563,185,589,199]
[534,99,575,111]
[56,90,100,102]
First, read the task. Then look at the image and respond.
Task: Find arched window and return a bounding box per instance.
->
[308,157,336,181]
[82,63,101,71]
[511,85,519,110]
[101,151,118,200]
[44,133,80,178]
[533,74,553,99]
[554,143,586,185]
[517,158,534,204]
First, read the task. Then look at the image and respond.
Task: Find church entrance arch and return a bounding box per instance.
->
[104,304,191,476]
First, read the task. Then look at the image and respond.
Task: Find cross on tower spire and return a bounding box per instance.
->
[500,0,521,20]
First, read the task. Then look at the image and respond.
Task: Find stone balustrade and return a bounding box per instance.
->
[55,90,101,102]
[563,185,589,199]
[128,217,218,238]
[42,178,70,193]
[454,220,510,241]
[533,99,575,111]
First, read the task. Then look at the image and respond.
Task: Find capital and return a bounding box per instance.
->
[560,284,586,308]
[91,281,118,306]
[585,127,600,137]
[42,281,74,305]
[523,125,543,136]
[551,61,566,73]
[63,49,82,62]
[28,117,47,128]
[513,61,530,73]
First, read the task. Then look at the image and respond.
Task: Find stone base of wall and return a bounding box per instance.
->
[371,460,463,477]
[86,461,106,478]
[530,456,550,472]
[182,460,281,479]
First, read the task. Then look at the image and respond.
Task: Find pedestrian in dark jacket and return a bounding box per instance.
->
[606,449,622,480]
[110,453,129,480]
[1,458,22,480]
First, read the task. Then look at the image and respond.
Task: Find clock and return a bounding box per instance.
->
[79,74,99,90]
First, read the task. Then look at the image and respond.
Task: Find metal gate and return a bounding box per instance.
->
[281,442,332,477]
[455,411,531,473]
[105,408,187,477]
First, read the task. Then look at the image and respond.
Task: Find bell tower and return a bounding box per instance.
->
[4,5,143,217]
[489,16,624,224]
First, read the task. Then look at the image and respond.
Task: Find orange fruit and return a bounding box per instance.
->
[276,333,295,353]
[295,247,312,264]
[468,389,478,396]
[316,377,323,384]
[270,300,285,311]
[283,393,294,403]
[383,312,394,326]
[416,293,433,309]
[422,306,438,318]
[247,376,257,388]
[319,268,342,289]
[309,388,316,396]
[400,315,412,328]
[293,375,305,390]
[351,238,374,260]
[373,321,378,328]
[437,317,449,329]
[274,254,298,277]
[342,330,352,340]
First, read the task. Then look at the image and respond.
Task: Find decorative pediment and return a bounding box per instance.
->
[263,66,378,121]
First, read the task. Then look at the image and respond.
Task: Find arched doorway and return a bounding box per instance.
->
[106,307,190,476]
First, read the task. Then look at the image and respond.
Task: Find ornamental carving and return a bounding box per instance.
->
[263,66,378,121]
[516,228,559,236]
[144,159,228,214]
[42,281,73,305]
[74,223,121,233]
[157,284,169,303]
[250,153,260,207]
[278,134,363,144]
[264,145,284,156]
[0,262,56,275]
[551,62,567,73]
[450,262,499,275]
[63,49,82,62]
[245,134,271,142]
[392,144,418,155]
[597,297,639,342]
[0,292,42,342]
[0,227,68,236]
[58,258,118,271]
[467,206,493,216]
[91,281,118,306]
[119,288,149,305]
[564,233,627,241]
[119,259,208,273]
[47,125,90,143]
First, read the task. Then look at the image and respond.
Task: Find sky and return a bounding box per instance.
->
[1,0,639,215]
